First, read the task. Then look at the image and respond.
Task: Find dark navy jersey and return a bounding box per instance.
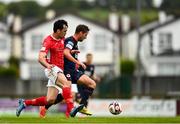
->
[64,36,78,72]
[78,62,95,77]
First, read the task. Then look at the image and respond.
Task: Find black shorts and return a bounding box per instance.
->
[64,70,84,84]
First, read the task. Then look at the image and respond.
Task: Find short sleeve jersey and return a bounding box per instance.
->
[64,36,78,72]
[78,62,95,77]
[40,35,64,70]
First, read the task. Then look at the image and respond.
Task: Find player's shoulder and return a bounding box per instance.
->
[65,36,73,42]
[65,36,74,45]
[43,35,52,43]
[42,35,54,47]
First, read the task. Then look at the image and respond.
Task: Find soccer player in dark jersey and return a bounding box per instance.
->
[39,24,96,117]
[16,20,83,118]
[63,25,96,117]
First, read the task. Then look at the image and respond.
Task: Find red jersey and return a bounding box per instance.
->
[40,35,64,70]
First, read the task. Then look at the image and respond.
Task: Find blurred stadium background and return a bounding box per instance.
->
[0,0,180,122]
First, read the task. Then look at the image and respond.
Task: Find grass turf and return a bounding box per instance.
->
[0,114,180,123]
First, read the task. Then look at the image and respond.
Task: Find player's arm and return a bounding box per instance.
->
[64,48,86,69]
[38,39,53,69]
[64,40,86,69]
[78,63,85,72]
[38,52,53,69]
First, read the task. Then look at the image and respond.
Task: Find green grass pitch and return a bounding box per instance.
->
[0,114,180,123]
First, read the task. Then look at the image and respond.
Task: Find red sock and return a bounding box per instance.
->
[24,96,48,106]
[62,87,74,117]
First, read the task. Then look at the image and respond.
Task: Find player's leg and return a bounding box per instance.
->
[64,72,84,117]
[77,84,84,103]
[46,86,59,104]
[16,86,54,117]
[16,85,59,117]
[45,66,74,117]
[77,74,96,114]
[39,93,64,118]
[77,84,92,115]
[55,73,74,117]
[61,79,84,118]
[39,78,64,118]
[16,95,49,117]
[39,86,61,118]
[45,93,64,110]
[40,84,82,118]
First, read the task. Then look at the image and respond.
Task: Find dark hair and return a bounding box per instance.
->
[75,24,89,34]
[53,19,68,33]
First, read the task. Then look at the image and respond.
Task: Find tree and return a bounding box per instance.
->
[47,0,76,12]
[0,2,7,19]
[160,0,180,16]
[7,1,44,18]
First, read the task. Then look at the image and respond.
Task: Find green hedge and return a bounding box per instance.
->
[121,58,135,76]
[0,66,18,77]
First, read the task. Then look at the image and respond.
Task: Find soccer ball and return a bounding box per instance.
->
[108,101,122,115]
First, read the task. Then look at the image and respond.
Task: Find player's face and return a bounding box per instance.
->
[57,25,68,38]
[86,55,93,64]
[78,32,88,42]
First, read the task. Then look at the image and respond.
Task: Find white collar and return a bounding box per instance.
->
[50,34,61,41]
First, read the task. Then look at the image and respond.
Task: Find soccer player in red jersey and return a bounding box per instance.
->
[16,20,83,118]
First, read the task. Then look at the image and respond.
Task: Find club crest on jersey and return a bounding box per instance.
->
[66,74,71,78]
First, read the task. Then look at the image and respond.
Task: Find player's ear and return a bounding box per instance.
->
[79,31,83,35]
[57,29,61,33]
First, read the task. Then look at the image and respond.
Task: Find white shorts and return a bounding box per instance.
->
[45,66,78,93]
[45,66,63,93]
[47,81,78,93]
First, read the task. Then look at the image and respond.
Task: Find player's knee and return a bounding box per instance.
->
[61,80,71,88]
[64,80,71,87]
[47,98,56,104]
[92,80,96,88]
[89,80,96,89]
[56,78,70,87]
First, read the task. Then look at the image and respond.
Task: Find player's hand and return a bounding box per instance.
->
[47,64,54,70]
[78,62,86,70]
[71,50,80,54]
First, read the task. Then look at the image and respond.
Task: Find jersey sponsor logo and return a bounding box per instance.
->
[66,44,73,49]
[40,47,46,51]
[68,41,74,46]
[66,74,71,78]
